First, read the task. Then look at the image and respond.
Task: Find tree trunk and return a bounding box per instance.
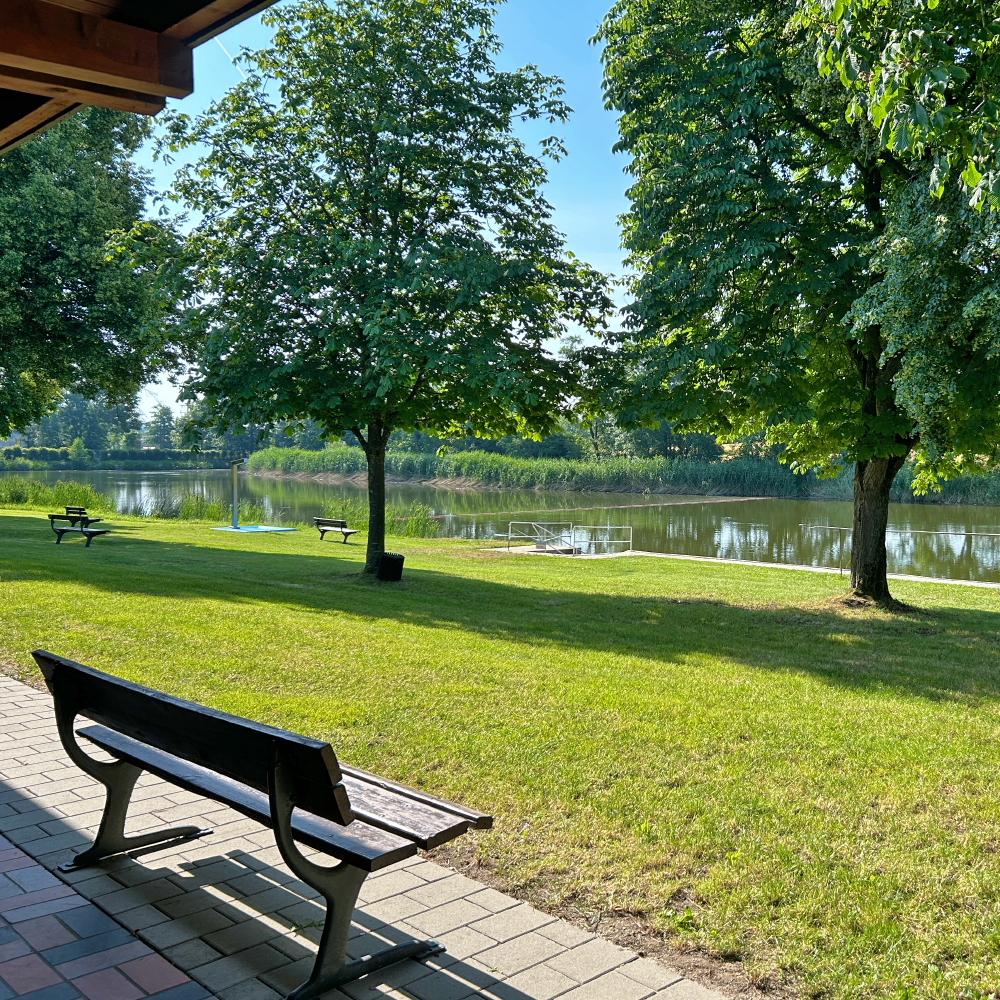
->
[850,455,907,602]
[364,434,387,575]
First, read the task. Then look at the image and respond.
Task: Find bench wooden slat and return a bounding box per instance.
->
[33,652,354,827]
[78,725,416,872]
[340,765,493,831]
[339,774,472,850]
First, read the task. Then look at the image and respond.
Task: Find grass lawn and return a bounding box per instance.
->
[3,509,1000,999]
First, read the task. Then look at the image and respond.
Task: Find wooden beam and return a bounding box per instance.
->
[0,0,193,99]
[161,0,275,45]
[0,65,164,114]
[0,92,78,151]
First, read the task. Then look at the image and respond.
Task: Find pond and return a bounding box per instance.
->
[10,469,1000,584]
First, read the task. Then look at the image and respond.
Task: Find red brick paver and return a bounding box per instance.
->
[0,833,214,1000]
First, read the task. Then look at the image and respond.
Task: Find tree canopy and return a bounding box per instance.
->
[152,0,611,571]
[800,0,1000,206]
[597,0,1000,601]
[0,108,175,440]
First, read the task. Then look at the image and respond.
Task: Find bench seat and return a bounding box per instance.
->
[48,514,109,547]
[79,725,418,871]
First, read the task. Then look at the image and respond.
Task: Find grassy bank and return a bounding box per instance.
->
[248,445,1000,504]
[3,510,1000,999]
[248,445,821,495]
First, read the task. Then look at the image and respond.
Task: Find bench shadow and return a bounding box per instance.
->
[0,775,545,1000]
[2,512,1000,704]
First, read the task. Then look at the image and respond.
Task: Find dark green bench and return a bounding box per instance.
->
[314,517,359,543]
[33,650,492,1000]
[48,508,108,547]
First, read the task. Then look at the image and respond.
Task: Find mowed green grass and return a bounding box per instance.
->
[3,510,1000,999]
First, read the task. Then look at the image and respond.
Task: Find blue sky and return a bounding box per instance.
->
[137,0,629,415]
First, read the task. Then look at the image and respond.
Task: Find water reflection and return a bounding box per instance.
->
[8,470,1000,583]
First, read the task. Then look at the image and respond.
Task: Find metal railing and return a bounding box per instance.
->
[506,522,633,556]
[507,522,574,552]
[572,525,633,556]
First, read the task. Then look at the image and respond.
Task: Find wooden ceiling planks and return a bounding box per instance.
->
[0,0,280,152]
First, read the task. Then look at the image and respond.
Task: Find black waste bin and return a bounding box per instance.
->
[377,552,405,582]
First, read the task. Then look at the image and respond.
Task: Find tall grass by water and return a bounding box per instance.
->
[0,478,114,512]
[321,495,439,537]
[248,445,1000,503]
[248,446,812,495]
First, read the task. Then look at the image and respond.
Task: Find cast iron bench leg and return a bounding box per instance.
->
[269,757,443,999]
[51,693,211,871]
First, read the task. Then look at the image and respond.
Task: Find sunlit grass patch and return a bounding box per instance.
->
[1,509,999,999]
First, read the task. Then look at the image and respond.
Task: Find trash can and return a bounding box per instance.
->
[377,552,405,582]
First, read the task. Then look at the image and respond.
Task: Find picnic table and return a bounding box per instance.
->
[48,506,108,547]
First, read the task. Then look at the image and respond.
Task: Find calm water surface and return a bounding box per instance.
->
[14,469,1000,583]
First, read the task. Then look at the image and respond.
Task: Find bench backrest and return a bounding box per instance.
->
[315,518,347,528]
[65,507,87,514]
[33,651,354,826]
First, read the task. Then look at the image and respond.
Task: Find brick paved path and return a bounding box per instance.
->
[0,675,724,1000]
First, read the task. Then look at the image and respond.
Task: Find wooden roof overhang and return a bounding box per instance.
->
[0,0,278,152]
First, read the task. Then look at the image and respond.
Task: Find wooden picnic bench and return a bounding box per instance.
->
[48,507,108,547]
[32,650,492,1000]
[313,517,359,543]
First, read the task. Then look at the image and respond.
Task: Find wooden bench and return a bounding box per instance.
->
[314,517,359,543]
[48,509,108,547]
[32,651,491,1000]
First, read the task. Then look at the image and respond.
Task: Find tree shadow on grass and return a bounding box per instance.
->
[2,512,999,704]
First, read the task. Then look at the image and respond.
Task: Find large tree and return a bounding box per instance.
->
[153,0,610,573]
[597,0,1000,603]
[0,108,174,439]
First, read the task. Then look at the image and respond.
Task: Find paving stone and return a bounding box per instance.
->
[117,953,191,993]
[53,940,152,979]
[142,911,235,951]
[0,939,31,962]
[192,944,289,992]
[216,979,282,1000]
[13,916,76,953]
[433,925,496,961]
[536,921,593,949]
[407,899,492,937]
[4,895,90,924]
[6,868,61,894]
[620,958,683,991]
[96,881,186,915]
[463,888,519,915]
[404,968,481,1000]
[404,876,481,909]
[359,870,426,904]
[256,956,312,994]
[545,938,633,984]
[558,969,653,1000]
[477,932,565,977]
[483,962,578,1000]
[162,938,223,972]
[113,905,172,932]
[71,966,144,1000]
[469,904,555,944]
[40,927,135,965]
[0,952,64,993]
[204,920,281,956]
[146,984,213,1000]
